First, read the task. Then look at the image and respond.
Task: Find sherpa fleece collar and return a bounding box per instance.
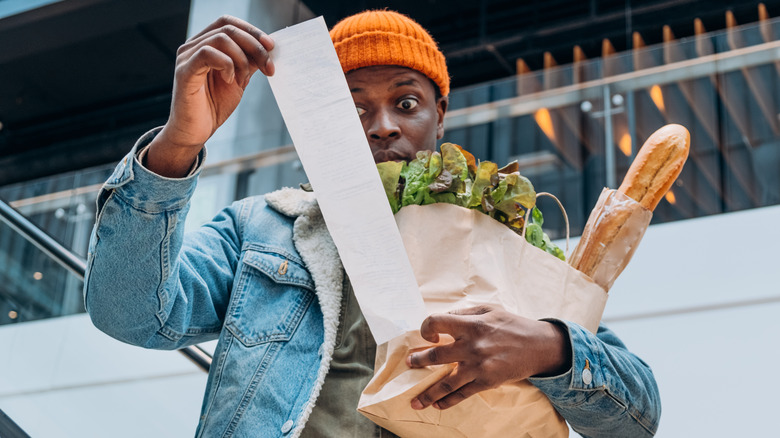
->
[264,187,343,438]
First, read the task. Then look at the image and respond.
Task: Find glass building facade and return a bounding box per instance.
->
[2,14,780,325]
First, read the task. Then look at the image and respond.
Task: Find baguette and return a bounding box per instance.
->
[618,124,690,209]
[569,124,690,290]
[569,191,634,285]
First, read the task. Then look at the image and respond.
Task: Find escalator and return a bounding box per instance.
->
[0,198,212,436]
[0,197,212,369]
[0,197,87,326]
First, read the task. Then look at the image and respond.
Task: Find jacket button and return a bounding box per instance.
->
[582,368,593,385]
[582,358,593,385]
[281,420,294,434]
[278,260,289,276]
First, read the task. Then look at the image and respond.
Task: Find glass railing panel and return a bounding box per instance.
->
[441,16,780,236]
[577,57,605,84]
[713,68,780,213]
[0,218,84,326]
[764,16,780,41]
[604,50,634,77]
[446,92,609,240]
[447,81,495,111]
[0,165,114,258]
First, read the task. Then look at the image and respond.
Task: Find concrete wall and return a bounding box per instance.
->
[593,203,780,436]
[0,313,213,437]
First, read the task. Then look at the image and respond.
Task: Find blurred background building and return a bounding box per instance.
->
[0,0,778,436]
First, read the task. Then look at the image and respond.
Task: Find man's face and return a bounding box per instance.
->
[347,66,448,163]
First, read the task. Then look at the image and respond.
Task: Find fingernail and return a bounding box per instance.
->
[405,355,413,367]
[411,399,423,410]
[261,34,274,49]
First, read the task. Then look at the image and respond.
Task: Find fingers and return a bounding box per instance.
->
[181,25,273,75]
[411,368,493,410]
[430,381,488,410]
[406,342,461,368]
[418,305,494,343]
[177,16,275,86]
[179,46,236,84]
[190,15,274,51]
[406,305,529,411]
[411,306,498,363]
[411,366,470,410]
[418,313,463,343]
[448,304,494,316]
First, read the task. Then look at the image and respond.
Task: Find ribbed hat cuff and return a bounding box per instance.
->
[334,31,450,96]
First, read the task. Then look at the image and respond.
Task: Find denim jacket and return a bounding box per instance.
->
[84,131,660,437]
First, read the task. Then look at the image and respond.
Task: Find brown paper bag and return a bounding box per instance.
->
[568,188,653,291]
[358,203,608,437]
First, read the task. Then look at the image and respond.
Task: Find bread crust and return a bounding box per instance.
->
[617,124,690,210]
[569,124,690,290]
[569,191,634,278]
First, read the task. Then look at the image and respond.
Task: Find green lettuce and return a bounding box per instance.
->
[377,143,566,260]
[376,161,404,213]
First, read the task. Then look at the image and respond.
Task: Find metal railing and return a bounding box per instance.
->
[0,408,30,438]
[0,198,212,372]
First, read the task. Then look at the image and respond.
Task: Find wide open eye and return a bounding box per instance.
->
[397,98,418,111]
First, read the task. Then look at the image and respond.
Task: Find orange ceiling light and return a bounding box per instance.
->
[618,133,632,156]
[534,108,555,142]
[649,85,665,113]
[665,190,677,205]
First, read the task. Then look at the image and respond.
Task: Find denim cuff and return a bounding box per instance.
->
[528,319,606,406]
[100,127,206,213]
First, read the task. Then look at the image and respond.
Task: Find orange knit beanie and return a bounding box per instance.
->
[330,10,450,96]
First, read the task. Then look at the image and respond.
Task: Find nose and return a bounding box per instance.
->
[367,108,401,141]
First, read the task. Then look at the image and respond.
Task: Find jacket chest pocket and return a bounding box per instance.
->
[225,249,316,347]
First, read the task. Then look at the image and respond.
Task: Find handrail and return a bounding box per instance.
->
[0,198,212,373]
[0,408,31,438]
[0,198,86,279]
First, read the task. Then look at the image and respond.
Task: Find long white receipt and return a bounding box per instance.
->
[267,17,427,344]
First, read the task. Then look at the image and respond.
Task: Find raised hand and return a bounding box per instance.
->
[146,15,275,177]
[406,304,572,410]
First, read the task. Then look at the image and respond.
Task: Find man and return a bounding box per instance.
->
[84,10,660,438]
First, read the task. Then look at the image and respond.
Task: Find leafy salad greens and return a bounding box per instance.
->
[377,142,565,261]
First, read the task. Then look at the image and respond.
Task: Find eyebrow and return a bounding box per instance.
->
[349,78,422,94]
[389,79,421,90]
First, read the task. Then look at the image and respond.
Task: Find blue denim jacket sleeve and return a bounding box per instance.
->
[528,320,661,437]
[84,128,236,350]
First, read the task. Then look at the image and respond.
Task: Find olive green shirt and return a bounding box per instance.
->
[301,276,399,437]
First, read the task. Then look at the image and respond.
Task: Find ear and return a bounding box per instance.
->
[436,96,448,139]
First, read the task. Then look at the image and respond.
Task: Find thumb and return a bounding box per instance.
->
[448,304,495,317]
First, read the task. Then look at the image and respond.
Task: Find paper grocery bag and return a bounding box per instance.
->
[358,203,608,437]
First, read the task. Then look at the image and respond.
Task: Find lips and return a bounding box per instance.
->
[372,148,410,163]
